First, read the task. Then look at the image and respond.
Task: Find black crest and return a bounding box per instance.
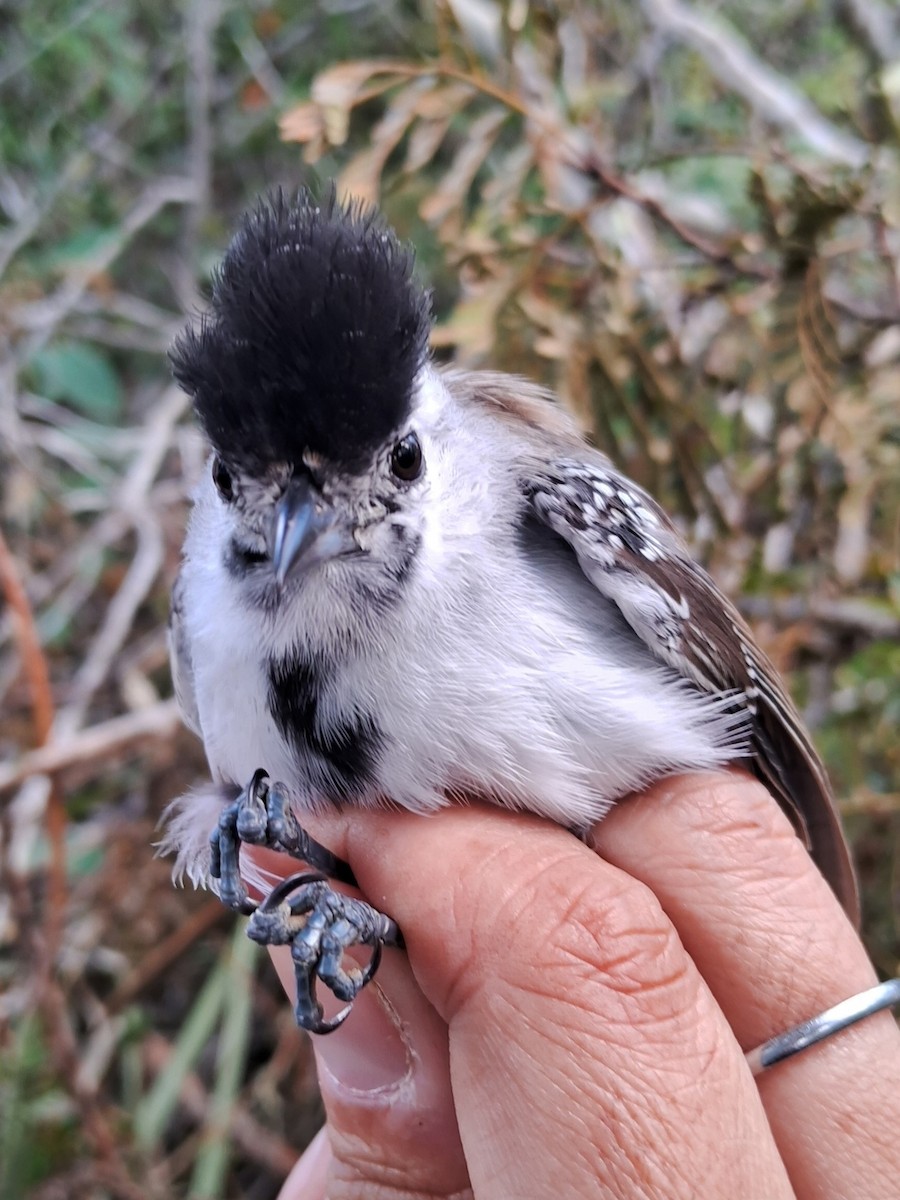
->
[170,188,432,474]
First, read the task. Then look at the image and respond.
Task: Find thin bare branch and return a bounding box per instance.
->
[739,595,900,641]
[838,0,900,65]
[178,0,220,307]
[12,177,197,360]
[0,699,182,795]
[55,517,163,733]
[641,0,871,168]
[0,525,67,932]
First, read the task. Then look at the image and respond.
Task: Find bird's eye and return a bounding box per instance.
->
[390,432,423,482]
[212,456,234,502]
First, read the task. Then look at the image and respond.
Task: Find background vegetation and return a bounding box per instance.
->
[1,1,898,1195]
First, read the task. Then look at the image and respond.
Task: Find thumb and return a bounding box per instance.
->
[247,847,471,1200]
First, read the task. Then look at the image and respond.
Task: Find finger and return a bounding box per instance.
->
[591,771,900,1200]
[278,1127,329,1200]
[246,846,472,1200]
[338,806,795,1200]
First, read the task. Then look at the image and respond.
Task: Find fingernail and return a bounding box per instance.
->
[313,977,413,1095]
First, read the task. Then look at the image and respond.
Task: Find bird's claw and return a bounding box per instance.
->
[208,770,400,1033]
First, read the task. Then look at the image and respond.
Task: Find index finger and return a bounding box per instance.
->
[343,801,794,1200]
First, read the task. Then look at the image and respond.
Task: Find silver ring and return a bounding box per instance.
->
[746,978,900,1077]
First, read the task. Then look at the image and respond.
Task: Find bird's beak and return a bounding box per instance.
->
[270,476,355,587]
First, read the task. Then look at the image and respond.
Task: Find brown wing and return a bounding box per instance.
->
[527,454,860,925]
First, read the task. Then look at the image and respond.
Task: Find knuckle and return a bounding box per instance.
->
[655,771,819,899]
[542,874,697,1028]
[671,772,798,850]
[328,1123,471,1200]
[444,839,697,1034]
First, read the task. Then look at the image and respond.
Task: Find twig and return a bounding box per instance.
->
[0,151,93,280]
[640,0,870,169]
[0,534,139,1191]
[108,899,227,1011]
[303,56,773,278]
[0,387,189,660]
[0,532,54,745]
[0,0,107,88]
[0,526,66,927]
[178,0,219,308]
[38,979,149,1200]
[232,21,286,105]
[51,384,188,737]
[837,0,900,65]
[0,699,183,795]
[118,384,191,513]
[12,177,197,361]
[56,516,164,736]
[583,154,760,274]
[142,1034,298,1178]
[739,595,900,640]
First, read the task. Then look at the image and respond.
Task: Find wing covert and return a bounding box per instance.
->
[526,456,859,925]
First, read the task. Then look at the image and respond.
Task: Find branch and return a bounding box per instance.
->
[641,0,870,168]
[0,699,183,796]
[838,0,900,66]
[739,595,900,641]
[12,176,196,361]
[0,526,66,928]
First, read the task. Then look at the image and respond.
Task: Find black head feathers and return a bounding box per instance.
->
[170,189,432,475]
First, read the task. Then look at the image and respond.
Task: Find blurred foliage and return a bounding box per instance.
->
[1,0,899,1196]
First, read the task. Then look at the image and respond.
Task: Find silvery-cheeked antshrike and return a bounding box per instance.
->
[163,189,858,1034]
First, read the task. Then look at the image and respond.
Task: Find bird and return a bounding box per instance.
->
[164,187,858,1033]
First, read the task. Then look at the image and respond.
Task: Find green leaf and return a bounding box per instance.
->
[133,958,229,1150]
[29,341,123,421]
[189,927,259,1199]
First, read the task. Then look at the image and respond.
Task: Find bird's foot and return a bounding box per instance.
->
[208,768,400,1033]
[247,871,401,1033]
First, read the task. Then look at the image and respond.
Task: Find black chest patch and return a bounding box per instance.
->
[267,651,382,798]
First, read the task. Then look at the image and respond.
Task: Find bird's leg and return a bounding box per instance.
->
[208,769,401,1033]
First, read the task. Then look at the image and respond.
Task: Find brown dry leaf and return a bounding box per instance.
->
[432,270,516,361]
[415,82,474,121]
[419,107,508,235]
[835,475,875,584]
[338,148,390,206]
[404,117,454,174]
[310,59,401,109]
[481,143,536,217]
[798,261,840,408]
[337,81,432,204]
[279,102,325,146]
[519,290,582,355]
[402,83,477,177]
[560,338,594,429]
[311,59,406,145]
[241,80,270,112]
[253,8,282,38]
[446,0,503,63]
[513,42,580,205]
[519,287,595,426]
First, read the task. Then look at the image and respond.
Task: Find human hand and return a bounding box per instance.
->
[246,772,900,1199]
